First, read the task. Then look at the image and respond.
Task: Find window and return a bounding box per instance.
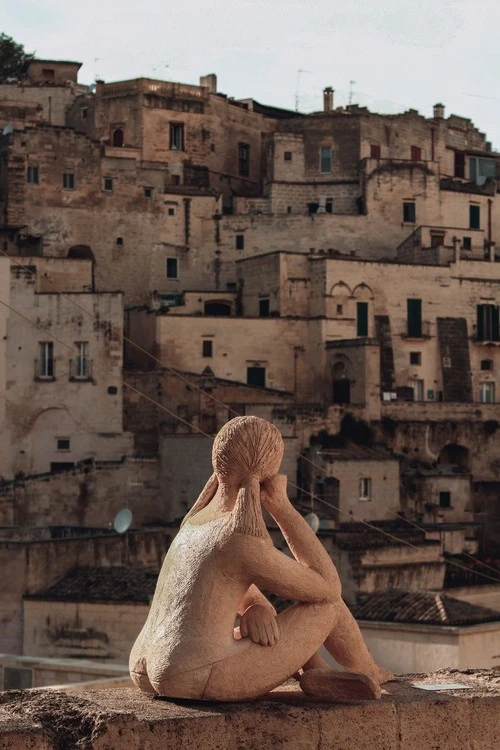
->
[308,202,319,215]
[112,128,124,147]
[62,173,75,190]
[439,491,451,509]
[104,177,113,192]
[403,201,416,223]
[168,207,175,216]
[325,200,333,214]
[236,234,245,251]
[37,342,54,379]
[116,237,123,246]
[370,144,381,159]
[238,143,250,176]
[409,379,424,401]
[170,123,184,151]
[171,175,181,186]
[81,107,88,120]
[469,204,480,230]
[481,359,493,371]
[320,146,332,173]
[356,302,368,337]
[407,298,422,337]
[469,157,496,184]
[477,304,500,341]
[359,477,372,500]
[454,151,465,178]
[284,151,292,161]
[42,68,55,80]
[27,166,39,184]
[247,366,266,388]
[259,299,270,317]
[73,341,90,379]
[56,437,71,451]
[410,351,422,365]
[165,257,179,279]
[202,339,213,358]
[144,188,152,198]
[479,382,495,403]
[462,236,472,250]
[430,233,445,247]
[411,146,422,161]
[336,304,343,315]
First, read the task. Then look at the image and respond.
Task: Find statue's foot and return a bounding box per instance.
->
[299,668,381,702]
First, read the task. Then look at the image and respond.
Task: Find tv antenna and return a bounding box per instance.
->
[113,508,133,534]
[348,80,357,106]
[295,68,313,112]
[94,57,103,82]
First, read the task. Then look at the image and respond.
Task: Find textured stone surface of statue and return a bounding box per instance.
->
[130,416,391,701]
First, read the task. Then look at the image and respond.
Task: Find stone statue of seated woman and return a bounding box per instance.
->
[130,416,391,701]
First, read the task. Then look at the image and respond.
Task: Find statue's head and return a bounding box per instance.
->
[212,416,284,483]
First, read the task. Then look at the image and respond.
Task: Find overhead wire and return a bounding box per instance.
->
[2,252,500,585]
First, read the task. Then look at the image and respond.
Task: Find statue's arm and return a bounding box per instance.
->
[237,584,276,616]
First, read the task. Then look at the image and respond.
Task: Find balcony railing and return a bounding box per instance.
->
[69,358,93,381]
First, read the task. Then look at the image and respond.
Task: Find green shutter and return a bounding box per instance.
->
[357,302,368,336]
[477,305,485,341]
[469,205,480,229]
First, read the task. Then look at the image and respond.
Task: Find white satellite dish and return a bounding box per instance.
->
[113,508,133,534]
[2,124,13,136]
[305,512,320,534]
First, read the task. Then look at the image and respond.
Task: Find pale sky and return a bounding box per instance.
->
[4,0,500,148]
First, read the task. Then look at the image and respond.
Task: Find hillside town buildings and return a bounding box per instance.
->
[1,58,500,676]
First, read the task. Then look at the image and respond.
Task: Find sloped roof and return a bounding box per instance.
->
[25,566,158,604]
[353,589,500,626]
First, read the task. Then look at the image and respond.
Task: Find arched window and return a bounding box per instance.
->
[112,128,124,147]
[204,300,231,316]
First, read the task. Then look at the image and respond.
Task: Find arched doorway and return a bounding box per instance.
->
[438,444,469,469]
[332,360,351,404]
[112,128,124,147]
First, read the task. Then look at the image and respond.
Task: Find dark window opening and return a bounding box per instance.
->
[239,143,250,176]
[430,233,445,248]
[144,187,152,198]
[284,151,292,161]
[325,200,333,214]
[403,201,416,223]
[259,299,270,317]
[27,166,39,184]
[320,146,332,173]
[247,366,266,388]
[56,437,71,451]
[107,386,118,394]
[333,378,350,404]
[439,491,451,509]
[308,202,319,215]
[104,177,113,192]
[481,359,493,371]
[168,207,175,216]
[50,462,75,473]
[407,298,422,337]
[236,234,245,250]
[370,144,381,159]
[81,107,88,120]
[116,237,124,246]
[336,304,343,315]
[410,351,422,365]
[112,128,124,147]
[357,301,368,337]
[62,173,75,190]
[462,236,472,250]
[454,151,465,178]
[287,206,292,214]
[171,175,181,186]
[170,123,184,151]
[202,340,213,358]
[469,204,480,230]
[165,257,178,279]
[42,68,55,81]
[477,304,500,342]
[204,300,231,316]
[411,145,422,161]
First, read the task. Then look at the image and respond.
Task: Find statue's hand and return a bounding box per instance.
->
[260,474,289,515]
[240,604,281,647]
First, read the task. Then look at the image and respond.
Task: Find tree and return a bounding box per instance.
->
[0,33,35,81]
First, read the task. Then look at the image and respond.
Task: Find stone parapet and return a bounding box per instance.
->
[0,670,499,748]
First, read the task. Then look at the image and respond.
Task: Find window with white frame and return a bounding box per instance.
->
[74,341,90,379]
[479,382,495,403]
[38,342,54,379]
[359,477,372,500]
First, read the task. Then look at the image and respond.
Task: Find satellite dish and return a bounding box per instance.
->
[113,508,133,534]
[305,512,320,534]
[2,124,13,136]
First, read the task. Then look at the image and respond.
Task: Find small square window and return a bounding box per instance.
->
[403,202,416,223]
[27,166,39,184]
[481,359,493,371]
[247,366,266,388]
[56,437,71,452]
[63,173,75,190]
[171,175,181,186]
[370,144,381,159]
[144,188,152,198]
[202,339,213,358]
[104,177,113,192]
[168,207,175,216]
[462,236,472,250]
[236,234,245,251]
[284,151,292,161]
[410,351,422,365]
[439,491,451,509]
[165,257,178,279]
[116,237,124,246]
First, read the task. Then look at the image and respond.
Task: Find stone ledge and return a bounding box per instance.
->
[0,670,499,749]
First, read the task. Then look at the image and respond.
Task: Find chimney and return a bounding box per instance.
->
[95,80,105,96]
[200,74,217,93]
[433,103,445,119]
[323,87,334,112]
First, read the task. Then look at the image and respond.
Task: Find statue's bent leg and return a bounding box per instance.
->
[202,601,336,701]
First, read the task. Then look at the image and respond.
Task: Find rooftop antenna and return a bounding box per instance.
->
[113,508,133,534]
[348,80,357,106]
[295,68,313,112]
[94,57,102,82]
